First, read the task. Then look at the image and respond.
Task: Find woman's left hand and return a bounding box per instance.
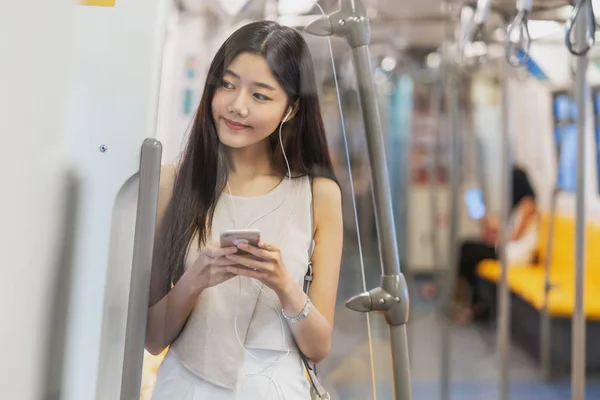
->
[224,242,294,295]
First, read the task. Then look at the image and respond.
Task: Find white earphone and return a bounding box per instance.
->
[282,106,293,123]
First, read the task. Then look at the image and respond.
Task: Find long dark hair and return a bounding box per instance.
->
[153,21,336,295]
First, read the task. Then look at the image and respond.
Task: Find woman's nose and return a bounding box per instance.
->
[228,91,249,118]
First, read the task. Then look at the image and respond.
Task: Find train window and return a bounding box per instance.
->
[464,187,486,220]
[552,91,577,192]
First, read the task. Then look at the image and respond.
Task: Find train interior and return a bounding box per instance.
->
[6,0,600,399]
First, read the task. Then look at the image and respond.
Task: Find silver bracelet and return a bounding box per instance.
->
[282,296,312,324]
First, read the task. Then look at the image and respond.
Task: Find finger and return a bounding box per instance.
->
[210,257,239,267]
[226,254,268,271]
[205,245,238,258]
[236,243,274,260]
[226,265,264,280]
[258,242,279,252]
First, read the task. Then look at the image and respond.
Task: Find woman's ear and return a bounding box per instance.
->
[287,100,300,121]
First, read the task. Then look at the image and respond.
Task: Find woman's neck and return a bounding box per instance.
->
[227,145,273,177]
[225,145,282,196]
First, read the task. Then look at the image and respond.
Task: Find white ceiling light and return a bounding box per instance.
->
[278,0,315,16]
[381,56,397,72]
[527,20,562,40]
[426,52,441,69]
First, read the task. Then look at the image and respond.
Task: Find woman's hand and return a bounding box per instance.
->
[481,215,500,245]
[224,242,294,296]
[182,243,239,293]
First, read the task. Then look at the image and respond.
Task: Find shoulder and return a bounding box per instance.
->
[311,177,342,231]
[311,176,341,203]
[157,164,177,222]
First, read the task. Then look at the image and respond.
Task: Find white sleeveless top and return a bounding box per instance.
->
[169,175,313,390]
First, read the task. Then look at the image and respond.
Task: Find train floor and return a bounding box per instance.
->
[322,236,600,399]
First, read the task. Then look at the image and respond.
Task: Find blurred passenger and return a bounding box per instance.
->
[145,21,343,399]
[456,165,539,322]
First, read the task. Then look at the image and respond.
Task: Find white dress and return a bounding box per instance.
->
[151,349,310,400]
[151,176,314,400]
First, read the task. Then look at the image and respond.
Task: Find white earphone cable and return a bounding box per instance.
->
[228,111,294,399]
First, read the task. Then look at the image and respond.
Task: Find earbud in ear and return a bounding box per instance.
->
[282,107,293,123]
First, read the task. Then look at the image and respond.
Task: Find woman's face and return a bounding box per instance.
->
[212,52,290,149]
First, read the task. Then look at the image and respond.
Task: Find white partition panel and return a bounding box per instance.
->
[0,2,74,399]
[61,2,168,400]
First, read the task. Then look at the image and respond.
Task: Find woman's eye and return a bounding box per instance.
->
[222,80,235,89]
[253,93,270,101]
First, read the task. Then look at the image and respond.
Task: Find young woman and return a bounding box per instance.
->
[456,165,539,321]
[145,21,343,399]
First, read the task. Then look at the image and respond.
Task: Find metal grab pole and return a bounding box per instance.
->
[497,60,514,400]
[306,1,411,398]
[500,2,534,394]
[572,41,588,400]
[428,79,443,283]
[541,187,559,380]
[566,2,592,397]
[120,139,163,400]
[439,62,462,400]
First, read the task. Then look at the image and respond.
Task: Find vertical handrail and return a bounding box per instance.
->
[120,138,162,400]
[428,78,443,282]
[497,60,514,400]
[305,1,412,398]
[497,1,534,393]
[566,1,593,397]
[439,62,462,400]
[541,186,559,380]
[438,7,459,397]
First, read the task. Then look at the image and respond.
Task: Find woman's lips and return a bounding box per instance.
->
[224,118,250,131]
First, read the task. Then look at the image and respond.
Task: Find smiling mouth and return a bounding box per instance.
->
[223,118,250,131]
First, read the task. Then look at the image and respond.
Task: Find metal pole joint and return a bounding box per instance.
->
[304,0,370,48]
[346,274,410,326]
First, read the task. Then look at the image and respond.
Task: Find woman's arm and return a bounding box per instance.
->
[277,177,343,364]
[145,272,205,355]
[145,164,201,355]
[511,196,537,241]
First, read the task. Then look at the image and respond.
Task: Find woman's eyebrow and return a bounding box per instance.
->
[224,69,276,91]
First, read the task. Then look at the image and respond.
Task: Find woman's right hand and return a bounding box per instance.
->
[183,243,239,293]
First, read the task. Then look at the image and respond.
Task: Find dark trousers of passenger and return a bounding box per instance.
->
[459,241,497,307]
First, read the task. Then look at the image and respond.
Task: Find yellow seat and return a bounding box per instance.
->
[476,213,600,319]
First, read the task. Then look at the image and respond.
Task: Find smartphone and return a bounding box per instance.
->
[464,188,486,220]
[220,229,261,260]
